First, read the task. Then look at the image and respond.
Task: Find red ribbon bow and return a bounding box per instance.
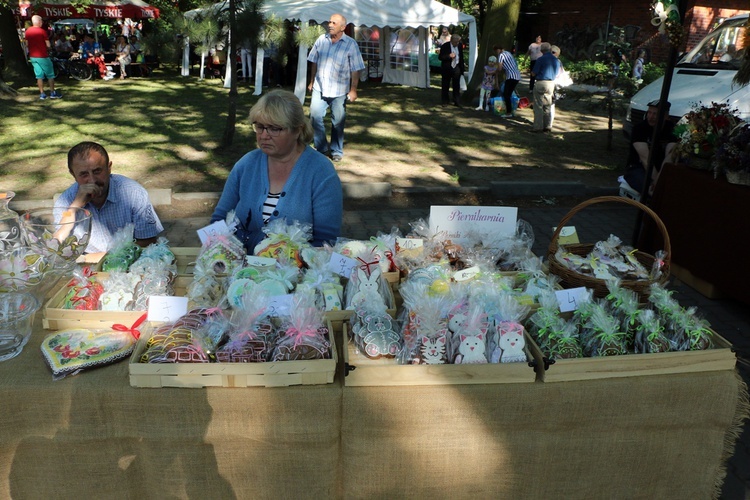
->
[112,313,148,340]
[356,256,379,276]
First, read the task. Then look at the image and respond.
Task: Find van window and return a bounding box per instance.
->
[681,17,747,69]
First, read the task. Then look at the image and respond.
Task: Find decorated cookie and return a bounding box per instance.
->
[41,328,137,379]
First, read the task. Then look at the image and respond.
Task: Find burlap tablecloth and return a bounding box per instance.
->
[0,322,341,499]
[1,321,746,499]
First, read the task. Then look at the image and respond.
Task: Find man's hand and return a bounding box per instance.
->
[347,89,358,103]
[72,183,101,208]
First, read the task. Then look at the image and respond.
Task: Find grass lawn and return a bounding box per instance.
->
[0,65,629,201]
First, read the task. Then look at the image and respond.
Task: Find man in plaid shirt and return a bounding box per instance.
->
[54,141,163,254]
[307,13,365,162]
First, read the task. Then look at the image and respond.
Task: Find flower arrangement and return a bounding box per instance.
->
[672,101,743,171]
[714,123,750,185]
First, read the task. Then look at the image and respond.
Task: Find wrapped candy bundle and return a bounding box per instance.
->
[271,291,331,361]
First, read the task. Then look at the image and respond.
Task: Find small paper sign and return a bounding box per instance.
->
[430,206,518,244]
[555,287,587,313]
[266,294,293,317]
[147,296,189,322]
[553,226,579,245]
[246,255,277,268]
[327,252,358,278]
[197,220,231,245]
[453,265,481,282]
[396,237,424,250]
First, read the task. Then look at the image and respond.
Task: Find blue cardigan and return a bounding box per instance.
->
[211,146,343,251]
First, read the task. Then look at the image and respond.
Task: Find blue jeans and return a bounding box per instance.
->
[310,89,347,157]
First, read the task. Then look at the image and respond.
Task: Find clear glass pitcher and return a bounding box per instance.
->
[0,191,22,251]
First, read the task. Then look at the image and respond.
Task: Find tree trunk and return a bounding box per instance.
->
[466,0,521,99]
[0,4,33,85]
[220,0,238,149]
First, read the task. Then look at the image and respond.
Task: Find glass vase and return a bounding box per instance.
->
[0,191,23,251]
[0,292,40,362]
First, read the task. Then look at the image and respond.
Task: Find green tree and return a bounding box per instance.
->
[0,1,32,92]
[466,0,521,99]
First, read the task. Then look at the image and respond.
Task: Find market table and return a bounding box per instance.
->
[1,322,746,499]
[639,162,750,304]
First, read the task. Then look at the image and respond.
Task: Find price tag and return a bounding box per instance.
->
[396,238,424,250]
[197,220,231,244]
[453,265,481,282]
[266,294,293,317]
[555,287,587,313]
[147,296,189,322]
[327,252,358,278]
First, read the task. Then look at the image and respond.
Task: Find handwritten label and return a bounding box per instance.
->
[147,296,189,322]
[430,206,517,243]
[396,237,424,250]
[245,255,277,268]
[555,287,587,313]
[453,266,481,282]
[327,252,358,278]
[266,294,293,317]
[197,220,231,245]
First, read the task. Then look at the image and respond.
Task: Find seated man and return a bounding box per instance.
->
[80,34,112,80]
[54,141,163,255]
[623,99,677,195]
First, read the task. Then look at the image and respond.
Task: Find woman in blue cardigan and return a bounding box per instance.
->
[211,89,343,252]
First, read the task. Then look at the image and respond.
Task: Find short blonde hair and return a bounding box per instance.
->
[248,89,313,146]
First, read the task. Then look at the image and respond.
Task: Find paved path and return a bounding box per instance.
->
[162,203,749,498]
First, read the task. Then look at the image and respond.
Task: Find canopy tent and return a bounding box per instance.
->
[184,0,476,101]
[16,0,160,20]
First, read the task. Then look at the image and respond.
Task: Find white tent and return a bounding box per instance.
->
[184,0,477,102]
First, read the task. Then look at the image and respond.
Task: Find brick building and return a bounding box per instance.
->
[516,0,749,63]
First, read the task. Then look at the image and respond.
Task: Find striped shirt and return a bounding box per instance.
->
[497,51,521,81]
[308,33,365,98]
[262,192,281,223]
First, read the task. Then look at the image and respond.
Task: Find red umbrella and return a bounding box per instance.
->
[17,0,159,20]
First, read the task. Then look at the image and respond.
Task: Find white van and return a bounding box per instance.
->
[624,14,749,137]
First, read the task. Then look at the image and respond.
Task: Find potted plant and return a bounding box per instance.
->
[672,101,743,173]
[714,123,750,186]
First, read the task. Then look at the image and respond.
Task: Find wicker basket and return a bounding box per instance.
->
[547,196,671,298]
[726,170,750,186]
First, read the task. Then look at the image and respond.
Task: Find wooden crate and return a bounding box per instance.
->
[342,323,542,386]
[527,330,736,383]
[129,320,338,388]
[43,274,191,330]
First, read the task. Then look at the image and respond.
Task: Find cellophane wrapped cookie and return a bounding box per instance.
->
[297,247,344,311]
[101,224,141,272]
[648,284,714,351]
[350,299,401,359]
[254,219,312,268]
[61,266,103,310]
[345,260,394,311]
[140,309,225,363]
[604,279,640,348]
[218,287,276,362]
[397,280,453,365]
[99,271,140,311]
[271,291,331,361]
[129,237,177,276]
[41,316,145,380]
[486,294,530,364]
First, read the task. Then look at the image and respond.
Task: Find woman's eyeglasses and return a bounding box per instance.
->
[253,123,285,137]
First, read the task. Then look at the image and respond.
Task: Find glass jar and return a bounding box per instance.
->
[0,191,22,251]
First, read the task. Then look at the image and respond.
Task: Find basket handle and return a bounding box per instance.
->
[547,196,671,266]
